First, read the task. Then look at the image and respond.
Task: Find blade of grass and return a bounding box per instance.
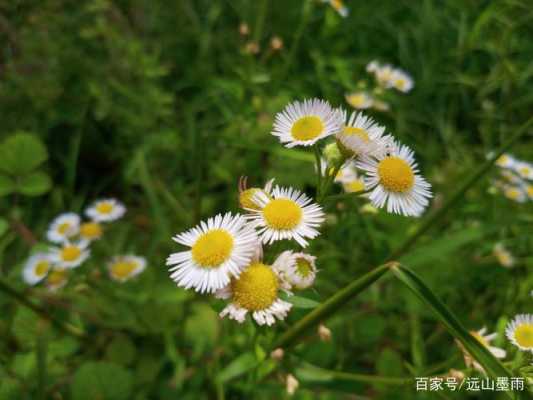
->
[390,264,518,399]
[273,263,392,349]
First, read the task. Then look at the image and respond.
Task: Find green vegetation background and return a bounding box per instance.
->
[0,0,532,399]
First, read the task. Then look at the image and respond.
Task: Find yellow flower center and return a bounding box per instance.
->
[345,180,365,193]
[291,116,324,141]
[470,331,489,348]
[505,188,520,200]
[346,93,366,108]
[232,263,279,311]
[57,222,71,235]
[239,188,267,210]
[96,202,114,214]
[35,261,50,277]
[514,324,533,348]
[331,0,344,10]
[61,245,82,262]
[191,229,234,268]
[343,126,369,142]
[47,269,67,286]
[519,166,530,176]
[496,155,509,166]
[295,258,312,278]
[526,185,533,197]
[263,199,302,230]
[80,222,102,239]
[395,78,406,89]
[377,157,415,193]
[111,261,137,279]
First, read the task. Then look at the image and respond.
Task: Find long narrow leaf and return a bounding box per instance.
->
[391,264,519,400]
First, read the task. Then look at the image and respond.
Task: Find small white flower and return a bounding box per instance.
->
[460,327,506,373]
[345,91,373,109]
[502,184,527,203]
[357,139,432,216]
[238,177,275,211]
[246,185,325,247]
[506,314,533,352]
[50,241,90,269]
[514,161,533,180]
[108,255,147,282]
[166,213,259,293]
[336,110,390,159]
[46,213,80,243]
[286,374,299,396]
[218,262,292,326]
[272,98,342,148]
[366,60,380,73]
[273,250,317,290]
[322,0,349,17]
[390,69,414,93]
[85,198,126,222]
[492,243,515,268]
[318,324,332,342]
[79,221,104,242]
[22,253,52,285]
[45,268,68,291]
[494,153,517,169]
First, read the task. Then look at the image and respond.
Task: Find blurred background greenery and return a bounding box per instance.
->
[0,0,532,399]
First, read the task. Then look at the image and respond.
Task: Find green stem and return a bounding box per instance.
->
[389,117,533,260]
[314,145,323,197]
[273,263,393,349]
[0,279,85,339]
[253,0,268,43]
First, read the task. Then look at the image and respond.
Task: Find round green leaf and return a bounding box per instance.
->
[0,174,14,196]
[0,133,48,175]
[71,362,133,400]
[16,171,52,196]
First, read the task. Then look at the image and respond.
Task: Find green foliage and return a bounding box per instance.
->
[71,362,133,400]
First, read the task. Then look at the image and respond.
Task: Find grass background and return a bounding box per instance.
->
[0,0,532,398]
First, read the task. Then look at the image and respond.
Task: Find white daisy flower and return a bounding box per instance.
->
[166,213,259,293]
[501,185,527,203]
[336,110,390,159]
[22,253,52,285]
[524,183,533,200]
[108,255,147,282]
[357,140,432,217]
[45,268,68,291]
[372,99,391,112]
[374,64,395,88]
[334,161,367,193]
[46,213,80,243]
[514,161,533,180]
[321,0,349,17]
[366,60,380,73]
[506,314,533,352]
[79,221,103,242]
[460,327,506,373]
[238,176,275,211]
[273,250,317,290]
[494,153,517,169]
[272,98,342,148]
[390,69,414,93]
[218,262,292,326]
[345,91,373,109]
[85,198,126,222]
[50,241,90,269]
[246,185,325,247]
[492,243,515,268]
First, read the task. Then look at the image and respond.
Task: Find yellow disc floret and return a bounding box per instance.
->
[295,258,312,278]
[344,180,365,193]
[47,269,67,286]
[80,222,103,239]
[232,263,279,311]
[239,188,267,210]
[377,157,415,193]
[58,222,71,235]
[291,116,324,141]
[96,202,114,214]
[470,331,489,348]
[263,199,302,230]
[35,261,50,277]
[191,229,234,268]
[61,245,81,262]
[111,260,137,279]
[343,126,370,142]
[514,324,533,348]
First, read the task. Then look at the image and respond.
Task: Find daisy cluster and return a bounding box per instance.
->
[22,198,146,290]
[166,179,324,326]
[345,60,414,112]
[274,98,432,216]
[491,153,533,203]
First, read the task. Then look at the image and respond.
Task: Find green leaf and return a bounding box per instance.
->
[16,171,52,196]
[184,304,219,358]
[0,133,48,175]
[0,175,14,196]
[287,295,320,309]
[390,264,516,400]
[216,352,258,384]
[71,362,133,400]
[105,335,137,366]
[0,218,8,237]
